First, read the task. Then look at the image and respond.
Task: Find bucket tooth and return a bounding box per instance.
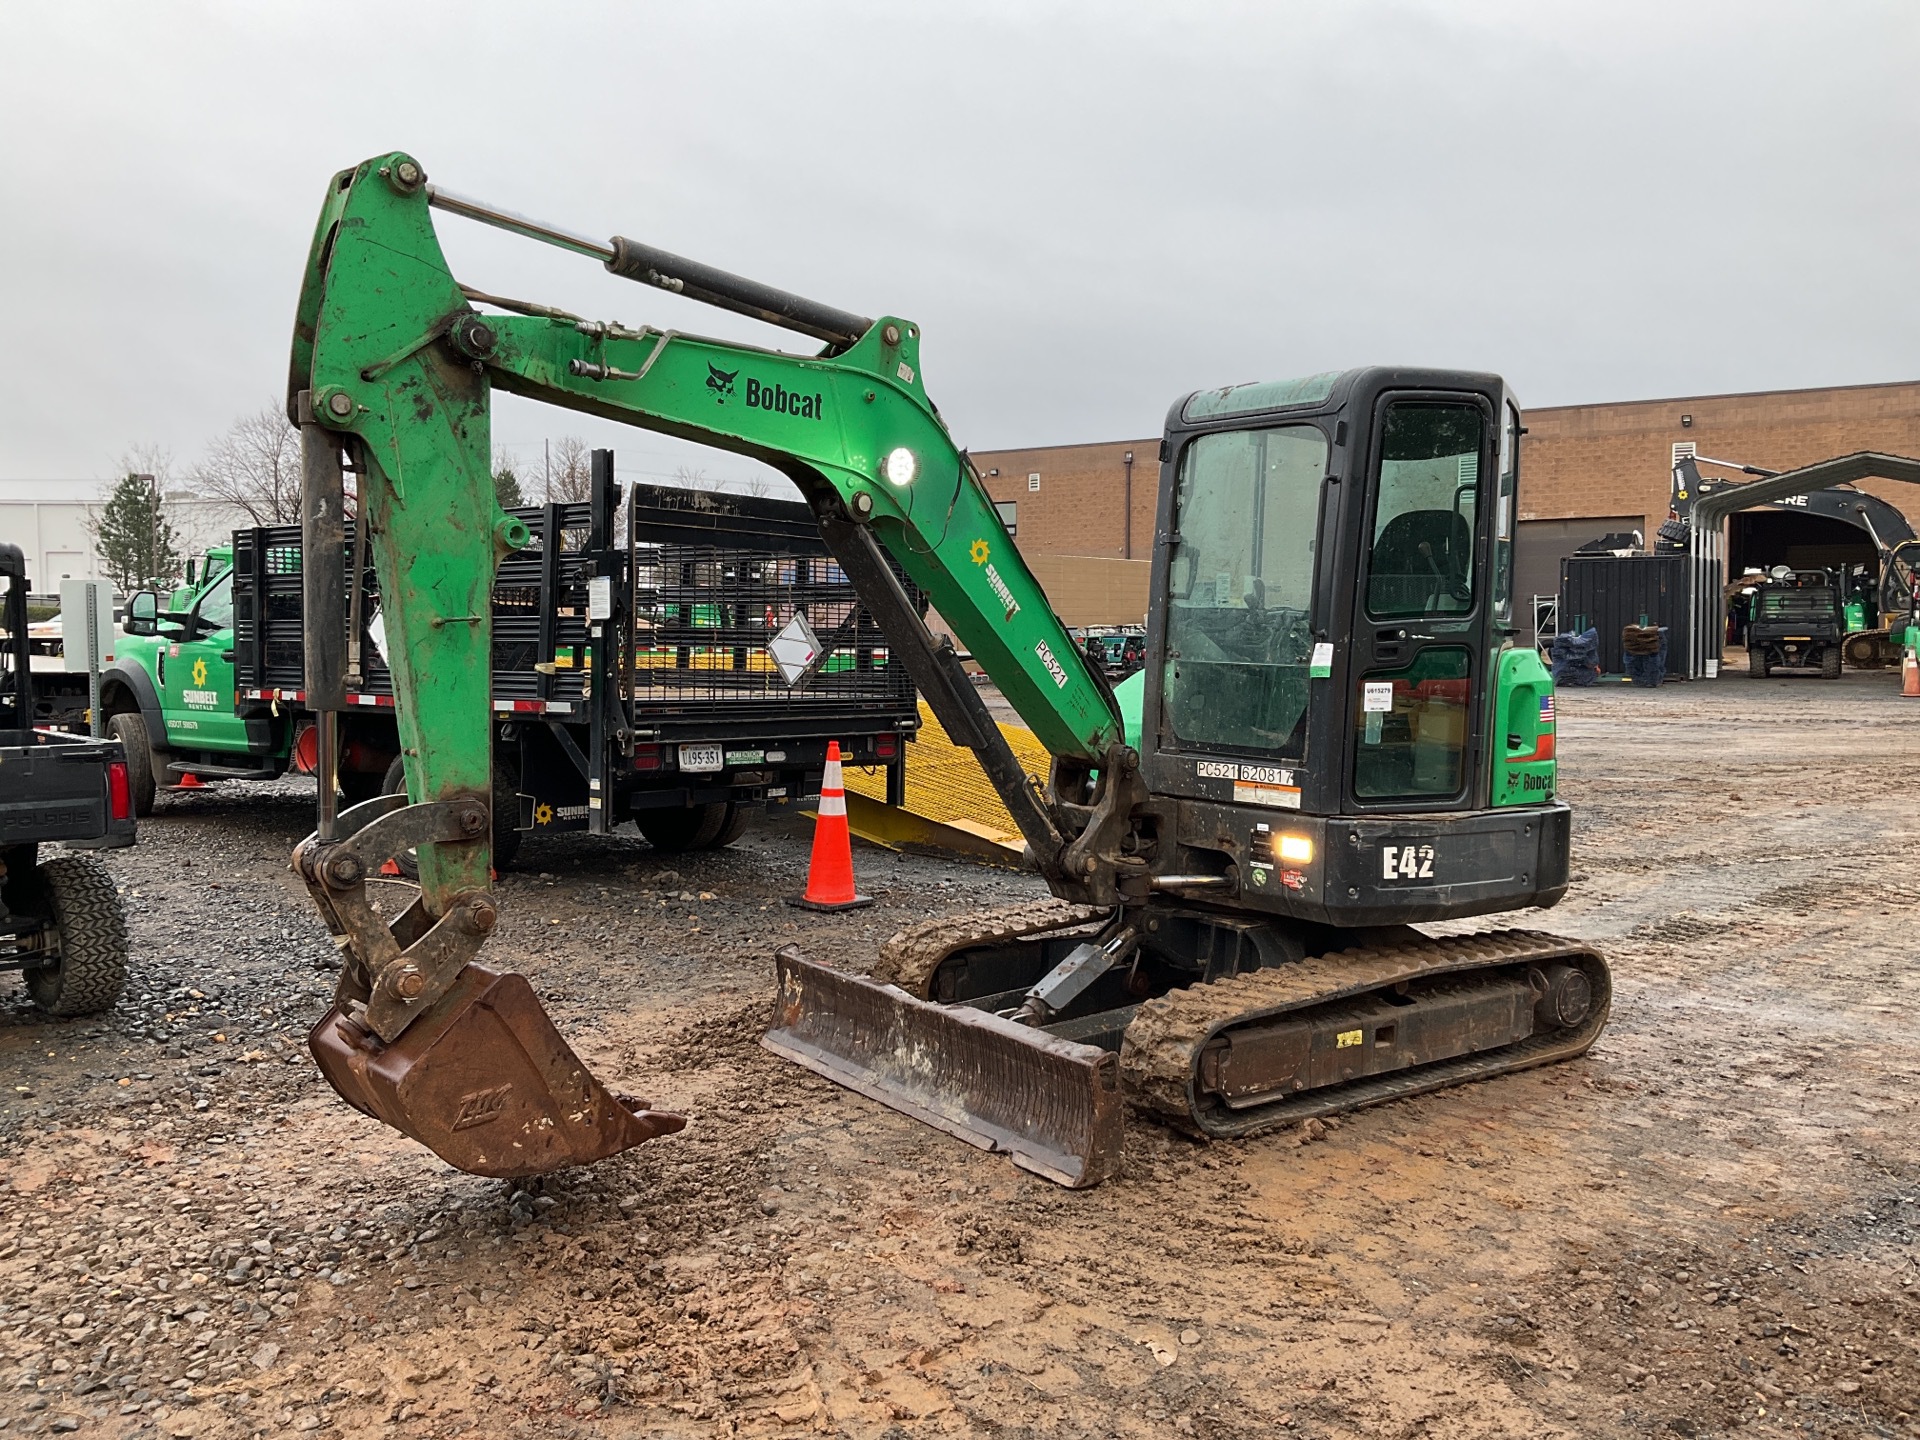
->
[762,946,1124,1188]
[311,963,685,1177]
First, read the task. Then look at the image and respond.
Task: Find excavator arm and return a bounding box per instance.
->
[289,151,1132,1176]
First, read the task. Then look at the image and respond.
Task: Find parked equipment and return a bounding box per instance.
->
[287,151,1606,1184]
[0,545,136,1017]
[1745,569,1845,678]
[1662,454,1920,670]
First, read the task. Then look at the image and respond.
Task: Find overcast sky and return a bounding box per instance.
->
[2,0,1915,494]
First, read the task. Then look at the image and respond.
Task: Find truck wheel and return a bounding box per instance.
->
[636,803,730,853]
[699,803,750,850]
[379,756,422,880]
[107,713,157,817]
[1820,644,1843,679]
[492,764,522,871]
[1748,646,1771,678]
[376,757,522,878]
[339,767,387,807]
[24,854,128,1017]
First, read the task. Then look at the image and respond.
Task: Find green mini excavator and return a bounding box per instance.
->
[289,152,1606,1185]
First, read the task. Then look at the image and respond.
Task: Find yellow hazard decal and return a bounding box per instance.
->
[970,538,990,565]
[1336,1029,1365,1049]
[191,657,208,686]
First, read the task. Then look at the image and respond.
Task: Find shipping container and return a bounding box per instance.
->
[1559,553,1694,678]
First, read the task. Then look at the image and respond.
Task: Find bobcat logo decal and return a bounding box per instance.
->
[706,363,738,403]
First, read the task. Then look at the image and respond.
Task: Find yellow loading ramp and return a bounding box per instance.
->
[831,702,1046,867]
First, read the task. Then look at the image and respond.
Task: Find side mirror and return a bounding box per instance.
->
[124,591,159,637]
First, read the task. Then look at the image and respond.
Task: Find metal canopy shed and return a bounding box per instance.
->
[1686,451,1920,677]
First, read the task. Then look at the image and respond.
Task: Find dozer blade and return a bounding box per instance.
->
[310,962,685,1178]
[763,946,1124,1188]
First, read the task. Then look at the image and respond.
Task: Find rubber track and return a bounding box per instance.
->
[1121,928,1609,1139]
[873,899,1108,998]
[27,854,130,1017]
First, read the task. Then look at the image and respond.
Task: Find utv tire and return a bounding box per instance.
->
[1820,644,1843,679]
[1748,646,1771,678]
[636,802,732,853]
[377,756,524,880]
[107,712,157,817]
[25,854,128,1017]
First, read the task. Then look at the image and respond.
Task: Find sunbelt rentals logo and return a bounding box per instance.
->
[183,655,218,709]
[970,539,1021,621]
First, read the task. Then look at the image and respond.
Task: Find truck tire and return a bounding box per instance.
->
[492,763,523,870]
[1748,646,1771,678]
[1820,644,1843,679]
[636,802,731,853]
[107,712,157,817]
[339,767,387,807]
[24,854,128,1017]
[376,757,522,879]
[703,802,751,850]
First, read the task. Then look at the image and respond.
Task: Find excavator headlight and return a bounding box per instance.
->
[884,447,917,486]
[1278,834,1314,864]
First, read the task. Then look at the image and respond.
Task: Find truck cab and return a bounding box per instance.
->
[107,545,292,812]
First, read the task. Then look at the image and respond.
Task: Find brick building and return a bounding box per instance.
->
[973,378,1920,626]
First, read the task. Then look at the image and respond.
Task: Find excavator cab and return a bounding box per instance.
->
[1142,367,1566,923]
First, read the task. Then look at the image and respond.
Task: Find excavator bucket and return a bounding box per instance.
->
[310,963,684,1177]
[763,946,1125,1187]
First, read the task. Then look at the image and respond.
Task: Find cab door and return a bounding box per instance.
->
[158,568,251,752]
[1346,391,1497,811]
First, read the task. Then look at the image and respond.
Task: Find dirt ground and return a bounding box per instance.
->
[4,669,1919,1439]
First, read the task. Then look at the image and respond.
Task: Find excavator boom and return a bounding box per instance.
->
[289,152,1127,1175]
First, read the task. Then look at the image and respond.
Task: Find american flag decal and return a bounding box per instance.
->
[1539,695,1556,723]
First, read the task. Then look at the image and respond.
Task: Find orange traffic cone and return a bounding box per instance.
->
[788,741,872,912]
[1903,649,1920,698]
[176,773,205,788]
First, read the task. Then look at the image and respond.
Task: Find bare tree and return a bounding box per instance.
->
[193,402,300,525]
[671,465,710,491]
[545,436,593,504]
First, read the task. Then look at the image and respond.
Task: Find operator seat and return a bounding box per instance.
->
[1369,509,1472,615]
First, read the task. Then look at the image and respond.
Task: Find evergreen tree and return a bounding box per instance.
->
[493,462,525,508]
[90,473,182,591]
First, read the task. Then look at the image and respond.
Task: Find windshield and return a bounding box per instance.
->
[1162,425,1327,755]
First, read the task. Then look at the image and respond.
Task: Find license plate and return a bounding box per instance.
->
[678,743,723,773]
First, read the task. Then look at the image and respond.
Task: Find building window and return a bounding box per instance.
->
[1027,473,1041,492]
[993,500,1017,536]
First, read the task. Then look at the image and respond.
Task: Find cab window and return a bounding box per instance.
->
[196,570,235,632]
[1366,403,1484,619]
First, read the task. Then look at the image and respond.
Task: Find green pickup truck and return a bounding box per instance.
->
[103,546,312,814]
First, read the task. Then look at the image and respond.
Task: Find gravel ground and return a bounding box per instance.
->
[3,670,1918,1439]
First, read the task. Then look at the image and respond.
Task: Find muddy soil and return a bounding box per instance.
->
[3,671,1918,1439]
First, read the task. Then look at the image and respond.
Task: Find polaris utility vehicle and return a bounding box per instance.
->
[278,151,1603,1185]
[0,545,134,1017]
[1747,569,1845,678]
